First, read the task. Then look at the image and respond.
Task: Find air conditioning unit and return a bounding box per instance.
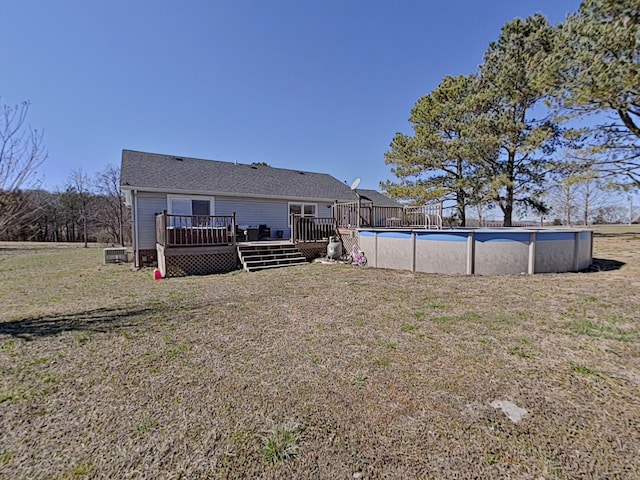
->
[103,247,128,264]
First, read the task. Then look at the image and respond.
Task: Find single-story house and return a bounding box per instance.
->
[120,149,404,275]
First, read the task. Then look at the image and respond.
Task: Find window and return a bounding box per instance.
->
[289,204,302,216]
[170,198,192,216]
[288,202,317,225]
[191,200,210,216]
[167,195,214,227]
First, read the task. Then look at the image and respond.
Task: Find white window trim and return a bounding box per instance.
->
[167,194,215,215]
[288,202,317,226]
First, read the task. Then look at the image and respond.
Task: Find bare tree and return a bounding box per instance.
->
[67,168,93,247]
[547,181,580,226]
[593,204,628,224]
[94,164,128,245]
[0,99,48,238]
[546,159,584,225]
[574,176,611,225]
[547,163,616,225]
[0,190,38,240]
[0,99,47,190]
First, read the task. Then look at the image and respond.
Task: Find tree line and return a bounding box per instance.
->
[1,165,131,245]
[0,98,130,245]
[383,0,639,226]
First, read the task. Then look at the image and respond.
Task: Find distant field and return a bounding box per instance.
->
[1,235,639,479]
[593,224,640,235]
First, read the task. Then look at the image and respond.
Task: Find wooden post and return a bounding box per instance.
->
[232,212,237,245]
[291,214,297,243]
[163,210,169,247]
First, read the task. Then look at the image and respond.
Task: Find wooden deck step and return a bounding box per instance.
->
[243,259,309,272]
[242,252,305,262]
[237,243,308,272]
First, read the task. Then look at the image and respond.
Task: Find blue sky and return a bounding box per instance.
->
[2,0,583,192]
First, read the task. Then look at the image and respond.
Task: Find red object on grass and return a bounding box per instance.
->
[153,269,162,280]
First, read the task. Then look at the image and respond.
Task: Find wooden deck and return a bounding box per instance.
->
[152,204,446,277]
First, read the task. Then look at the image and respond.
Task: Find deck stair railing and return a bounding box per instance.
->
[156,211,237,247]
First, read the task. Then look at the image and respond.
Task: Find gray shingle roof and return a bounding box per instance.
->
[356,189,401,208]
[120,150,358,201]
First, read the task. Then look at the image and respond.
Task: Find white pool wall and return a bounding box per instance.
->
[357,228,593,275]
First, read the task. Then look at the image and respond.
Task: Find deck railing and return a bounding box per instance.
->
[156,211,236,247]
[333,202,443,229]
[403,204,443,229]
[334,202,360,228]
[371,206,406,227]
[291,215,335,243]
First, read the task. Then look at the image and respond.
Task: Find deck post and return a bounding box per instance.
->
[157,210,168,247]
[291,214,297,243]
[163,210,167,245]
[232,212,237,244]
[165,210,174,247]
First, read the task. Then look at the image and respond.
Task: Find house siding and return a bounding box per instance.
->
[133,191,333,246]
[215,196,333,239]
[136,192,167,249]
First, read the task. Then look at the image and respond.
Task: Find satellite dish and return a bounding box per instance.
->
[350,178,361,190]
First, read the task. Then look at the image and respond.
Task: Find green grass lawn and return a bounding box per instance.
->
[1,237,639,479]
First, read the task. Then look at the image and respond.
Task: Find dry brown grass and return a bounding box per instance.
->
[1,232,639,479]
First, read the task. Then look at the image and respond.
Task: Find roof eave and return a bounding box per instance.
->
[120,185,352,203]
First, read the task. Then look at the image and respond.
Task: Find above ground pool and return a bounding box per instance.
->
[357,228,593,275]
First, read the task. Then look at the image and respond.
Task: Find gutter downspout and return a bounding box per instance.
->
[133,189,140,268]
